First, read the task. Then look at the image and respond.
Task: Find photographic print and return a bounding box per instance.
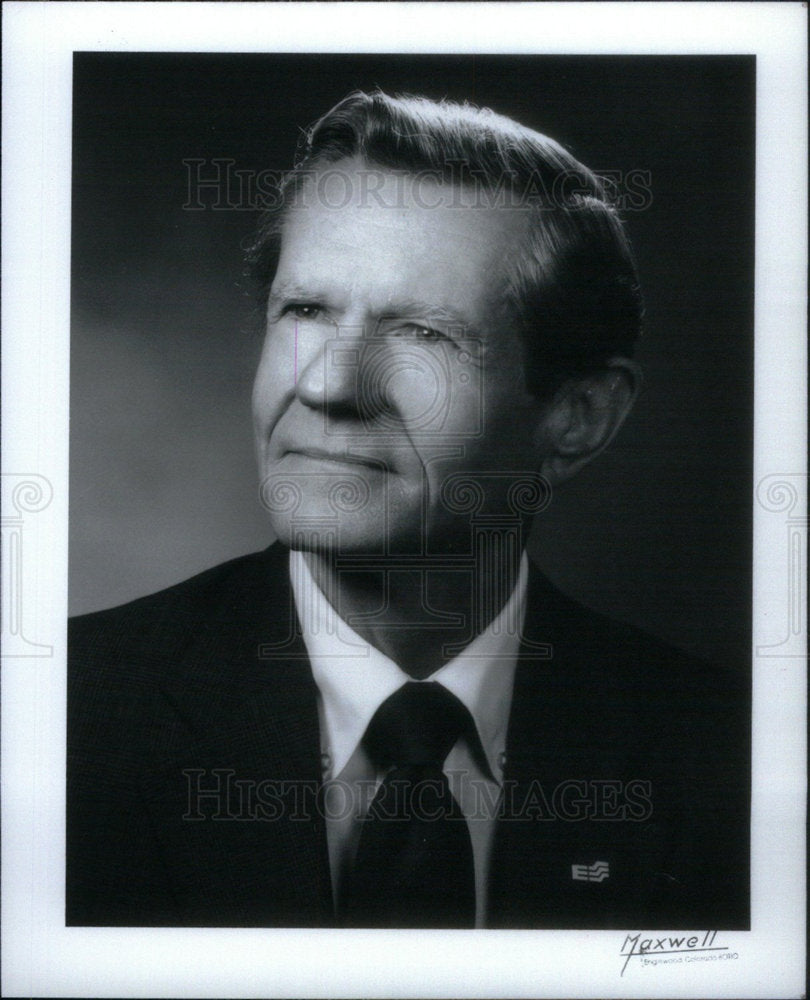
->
[67,51,754,932]
[2,4,805,998]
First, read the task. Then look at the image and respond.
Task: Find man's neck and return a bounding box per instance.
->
[302,547,523,679]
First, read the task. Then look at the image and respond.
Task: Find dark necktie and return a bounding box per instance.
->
[343,681,476,928]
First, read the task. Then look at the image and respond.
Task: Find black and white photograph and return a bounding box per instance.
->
[2,3,805,998]
[67,52,753,932]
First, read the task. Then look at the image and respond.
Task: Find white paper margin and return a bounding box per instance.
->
[2,3,806,997]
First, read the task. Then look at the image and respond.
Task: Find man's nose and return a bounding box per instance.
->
[295,325,373,417]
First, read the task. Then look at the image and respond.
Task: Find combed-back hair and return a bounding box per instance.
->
[248,90,643,397]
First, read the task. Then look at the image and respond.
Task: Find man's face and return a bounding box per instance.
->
[252,159,548,554]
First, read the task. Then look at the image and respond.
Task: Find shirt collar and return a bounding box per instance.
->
[290,550,528,781]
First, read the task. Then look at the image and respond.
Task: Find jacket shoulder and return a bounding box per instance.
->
[72,545,280,623]
[529,568,747,702]
[70,545,285,647]
[67,544,294,721]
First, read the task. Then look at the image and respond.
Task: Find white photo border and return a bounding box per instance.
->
[2,2,806,998]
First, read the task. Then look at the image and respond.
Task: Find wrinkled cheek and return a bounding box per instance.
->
[413,465,477,554]
[378,348,482,439]
[252,337,292,447]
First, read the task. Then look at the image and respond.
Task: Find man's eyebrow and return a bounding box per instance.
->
[266,283,327,307]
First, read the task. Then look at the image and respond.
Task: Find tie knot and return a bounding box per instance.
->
[363,682,472,769]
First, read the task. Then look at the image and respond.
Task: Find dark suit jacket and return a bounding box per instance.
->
[67,543,749,928]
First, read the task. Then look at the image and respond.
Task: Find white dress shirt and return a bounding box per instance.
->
[289,550,529,928]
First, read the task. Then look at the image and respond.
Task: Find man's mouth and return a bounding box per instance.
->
[283,448,390,471]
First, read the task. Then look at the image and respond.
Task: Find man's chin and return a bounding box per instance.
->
[267,514,450,558]
[267,514,388,556]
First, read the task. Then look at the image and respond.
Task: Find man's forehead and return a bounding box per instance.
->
[283,158,531,240]
[272,224,511,331]
[275,162,526,307]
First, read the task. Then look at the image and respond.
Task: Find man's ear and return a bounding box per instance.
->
[535,357,641,486]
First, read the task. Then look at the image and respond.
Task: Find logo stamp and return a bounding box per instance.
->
[571,860,610,882]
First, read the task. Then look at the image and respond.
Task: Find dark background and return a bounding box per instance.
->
[70,53,754,668]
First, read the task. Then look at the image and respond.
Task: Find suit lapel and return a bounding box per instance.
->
[139,545,334,926]
[488,565,667,928]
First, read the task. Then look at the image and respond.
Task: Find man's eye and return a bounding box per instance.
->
[284,303,323,320]
[396,323,444,342]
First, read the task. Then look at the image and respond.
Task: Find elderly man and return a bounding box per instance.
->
[68,91,748,929]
